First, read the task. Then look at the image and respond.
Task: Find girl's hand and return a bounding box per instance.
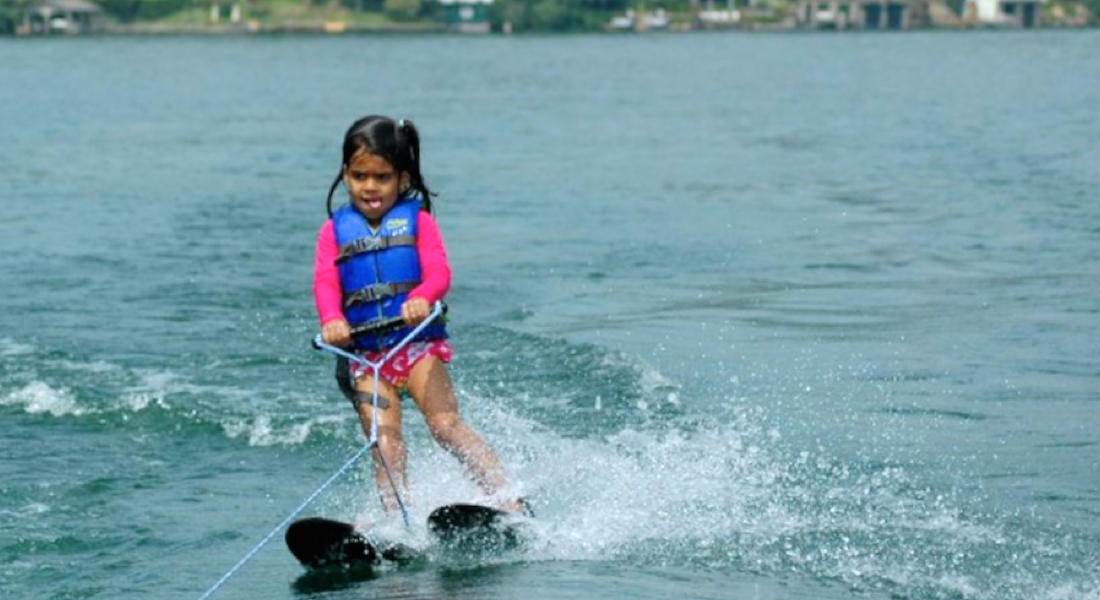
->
[401,297,430,326]
[321,318,352,347]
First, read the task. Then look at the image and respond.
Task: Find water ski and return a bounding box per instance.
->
[285,517,414,569]
[426,504,529,551]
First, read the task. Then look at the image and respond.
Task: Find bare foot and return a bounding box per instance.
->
[498,497,533,516]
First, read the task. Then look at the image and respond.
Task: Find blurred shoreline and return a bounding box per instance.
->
[6,0,1096,37]
[100,20,448,35]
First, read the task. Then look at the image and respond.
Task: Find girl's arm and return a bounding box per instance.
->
[313,220,346,326]
[409,211,451,304]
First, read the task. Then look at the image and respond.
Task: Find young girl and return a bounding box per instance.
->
[314,115,526,516]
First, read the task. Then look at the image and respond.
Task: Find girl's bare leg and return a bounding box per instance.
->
[406,356,520,509]
[354,377,407,513]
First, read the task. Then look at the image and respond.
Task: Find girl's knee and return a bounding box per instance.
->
[425,412,462,442]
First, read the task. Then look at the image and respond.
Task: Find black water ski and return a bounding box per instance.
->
[427,504,528,551]
[286,517,416,570]
[286,518,376,569]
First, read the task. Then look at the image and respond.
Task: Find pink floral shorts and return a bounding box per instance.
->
[348,340,453,389]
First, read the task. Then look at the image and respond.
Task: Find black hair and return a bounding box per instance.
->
[325,115,435,217]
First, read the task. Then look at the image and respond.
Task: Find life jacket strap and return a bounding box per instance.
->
[344,281,419,308]
[336,235,417,263]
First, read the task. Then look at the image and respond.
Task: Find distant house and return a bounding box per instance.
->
[437,0,492,33]
[963,0,1044,26]
[796,0,925,29]
[607,8,671,31]
[20,0,107,34]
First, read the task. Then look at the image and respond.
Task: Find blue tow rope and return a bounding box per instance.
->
[195,302,445,600]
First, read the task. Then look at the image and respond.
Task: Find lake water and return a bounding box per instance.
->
[1,30,1098,600]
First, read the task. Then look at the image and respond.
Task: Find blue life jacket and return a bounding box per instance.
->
[332,196,447,352]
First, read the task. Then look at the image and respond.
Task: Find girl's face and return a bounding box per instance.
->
[343,150,407,225]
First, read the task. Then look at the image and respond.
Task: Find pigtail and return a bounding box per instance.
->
[324,171,343,217]
[396,118,435,214]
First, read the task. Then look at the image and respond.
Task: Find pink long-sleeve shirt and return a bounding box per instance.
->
[313,211,451,326]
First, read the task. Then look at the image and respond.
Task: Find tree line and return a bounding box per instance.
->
[1,0,684,32]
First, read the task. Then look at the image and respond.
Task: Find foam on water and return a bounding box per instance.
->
[0,338,35,357]
[222,413,348,447]
[0,340,356,447]
[1,382,88,417]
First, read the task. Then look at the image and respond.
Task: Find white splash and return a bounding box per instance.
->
[222,413,347,447]
[1,382,90,417]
